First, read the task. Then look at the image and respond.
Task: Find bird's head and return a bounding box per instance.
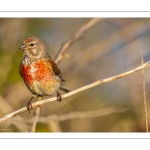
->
[19,36,49,60]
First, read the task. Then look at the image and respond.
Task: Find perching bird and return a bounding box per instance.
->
[19,36,62,113]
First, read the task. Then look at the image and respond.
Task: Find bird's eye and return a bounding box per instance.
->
[30,43,34,46]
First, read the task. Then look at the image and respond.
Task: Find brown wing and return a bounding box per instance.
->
[48,58,62,79]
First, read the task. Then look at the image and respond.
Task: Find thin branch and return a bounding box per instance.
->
[0,95,27,131]
[0,61,150,123]
[141,53,148,132]
[39,106,131,122]
[54,18,103,64]
[77,19,150,66]
[28,96,42,132]
[9,106,131,124]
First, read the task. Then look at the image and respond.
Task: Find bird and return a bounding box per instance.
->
[19,36,62,113]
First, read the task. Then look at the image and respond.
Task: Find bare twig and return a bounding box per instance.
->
[39,106,130,122]
[9,106,130,124]
[54,18,103,64]
[28,96,42,132]
[0,95,27,131]
[78,19,150,66]
[0,60,150,123]
[141,53,148,132]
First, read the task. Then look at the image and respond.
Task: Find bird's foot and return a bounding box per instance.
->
[26,96,35,113]
[57,91,62,102]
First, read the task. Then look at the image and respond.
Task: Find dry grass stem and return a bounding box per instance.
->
[141,53,148,132]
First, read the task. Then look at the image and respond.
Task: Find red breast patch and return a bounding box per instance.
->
[34,60,53,82]
[20,64,33,85]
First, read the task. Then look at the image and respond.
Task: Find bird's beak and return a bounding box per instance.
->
[19,44,26,50]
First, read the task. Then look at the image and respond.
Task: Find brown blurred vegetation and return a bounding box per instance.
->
[0,18,150,132]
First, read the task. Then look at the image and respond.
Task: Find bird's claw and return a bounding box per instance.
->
[26,99,33,113]
[57,91,62,102]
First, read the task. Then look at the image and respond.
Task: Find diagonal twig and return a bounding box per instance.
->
[0,60,150,123]
[0,95,27,131]
[54,18,103,64]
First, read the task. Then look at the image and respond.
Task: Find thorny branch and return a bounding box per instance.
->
[0,60,150,123]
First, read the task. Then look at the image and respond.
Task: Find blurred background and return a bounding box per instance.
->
[0,18,150,132]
